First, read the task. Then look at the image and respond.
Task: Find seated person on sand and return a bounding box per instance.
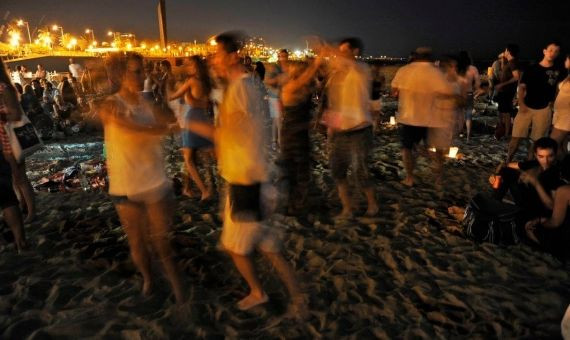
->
[524,156,570,258]
[492,137,563,221]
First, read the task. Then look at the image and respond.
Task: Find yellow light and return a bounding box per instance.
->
[9,32,21,47]
[107,31,113,36]
[111,42,116,47]
[70,38,77,45]
[17,20,24,26]
[93,41,98,46]
[167,45,171,50]
[141,43,147,49]
[126,43,133,49]
[209,40,217,46]
[34,39,39,44]
[154,44,159,49]
[52,25,59,31]
[85,29,91,33]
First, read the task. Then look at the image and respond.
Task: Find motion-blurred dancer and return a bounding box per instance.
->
[99,53,184,303]
[188,32,305,313]
[323,38,378,218]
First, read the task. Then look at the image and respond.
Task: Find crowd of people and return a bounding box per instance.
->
[1,33,569,317]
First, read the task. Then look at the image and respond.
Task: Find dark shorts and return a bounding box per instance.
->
[228,183,262,222]
[0,176,19,210]
[496,90,516,117]
[400,124,427,150]
[329,126,373,186]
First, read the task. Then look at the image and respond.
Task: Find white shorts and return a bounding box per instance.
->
[220,194,281,256]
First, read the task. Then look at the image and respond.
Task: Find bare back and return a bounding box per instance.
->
[184,77,209,108]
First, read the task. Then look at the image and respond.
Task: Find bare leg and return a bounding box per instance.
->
[4,154,35,223]
[197,148,215,200]
[228,251,268,310]
[550,128,568,158]
[431,149,445,185]
[3,205,27,253]
[335,180,352,218]
[262,250,308,319]
[116,201,153,296]
[182,148,209,200]
[146,195,185,303]
[502,112,512,137]
[401,148,415,186]
[363,186,379,216]
[465,119,472,140]
[506,137,521,163]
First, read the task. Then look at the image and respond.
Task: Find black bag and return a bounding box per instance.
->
[462,193,522,245]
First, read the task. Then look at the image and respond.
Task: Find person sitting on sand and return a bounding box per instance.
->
[323,37,379,219]
[98,52,185,303]
[493,137,563,222]
[391,47,455,187]
[185,32,307,314]
[524,155,570,259]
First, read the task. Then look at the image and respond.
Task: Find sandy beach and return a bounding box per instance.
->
[1,99,569,339]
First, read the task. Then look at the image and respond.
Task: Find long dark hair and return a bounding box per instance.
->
[457,51,472,76]
[187,55,212,97]
[0,59,17,93]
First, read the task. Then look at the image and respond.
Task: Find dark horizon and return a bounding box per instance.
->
[1,0,569,61]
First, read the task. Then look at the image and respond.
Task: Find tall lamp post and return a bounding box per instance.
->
[52,24,64,46]
[85,28,96,44]
[17,19,31,44]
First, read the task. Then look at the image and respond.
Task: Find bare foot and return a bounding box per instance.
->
[400,177,414,187]
[285,295,310,321]
[182,188,196,198]
[334,210,353,221]
[142,280,153,297]
[365,205,379,217]
[237,291,268,311]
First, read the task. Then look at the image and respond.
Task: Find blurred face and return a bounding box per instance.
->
[213,44,237,78]
[186,59,197,75]
[124,59,144,92]
[543,44,560,63]
[278,52,288,64]
[338,42,357,58]
[535,147,555,170]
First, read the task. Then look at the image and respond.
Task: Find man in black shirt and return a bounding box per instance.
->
[507,42,563,162]
[495,137,562,221]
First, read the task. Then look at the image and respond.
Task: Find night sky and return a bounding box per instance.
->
[1,0,569,60]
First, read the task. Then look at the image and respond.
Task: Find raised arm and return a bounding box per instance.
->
[168,78,192,101]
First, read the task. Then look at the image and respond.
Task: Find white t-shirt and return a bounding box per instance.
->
[69,63,83,78]
[391,62,454,128]
[104,94,170,197]
[217,74,268,185]
[326,60,373,131]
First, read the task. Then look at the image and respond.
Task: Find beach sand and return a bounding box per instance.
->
[1,100,569,339]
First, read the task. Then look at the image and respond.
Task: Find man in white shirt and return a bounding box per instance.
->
[195,32,305,314]
[391,47,455,186]
[325,37,378,219]
[68,58,83,79]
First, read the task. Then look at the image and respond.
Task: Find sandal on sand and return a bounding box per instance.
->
[237,292,269,311]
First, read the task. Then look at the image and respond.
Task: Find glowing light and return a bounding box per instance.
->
[209,40,217,46]
[294,50,302,58]
[111,42,116,47]
[141,43,147,49]
[448,147,459,158]
[70,38,77,45]
[52,25,59,31]
[9,32,21,47]
[126,43,133,49]
[389,116,396,125]
[85,29,91,33]
[17,20,24,26]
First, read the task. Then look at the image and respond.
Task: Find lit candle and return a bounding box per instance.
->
[448,147,459,158]
[389,116,396,125]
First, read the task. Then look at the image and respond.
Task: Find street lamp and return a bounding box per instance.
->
[52,24,64,45]
[17,20,31,44]
[85,28,96,43]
